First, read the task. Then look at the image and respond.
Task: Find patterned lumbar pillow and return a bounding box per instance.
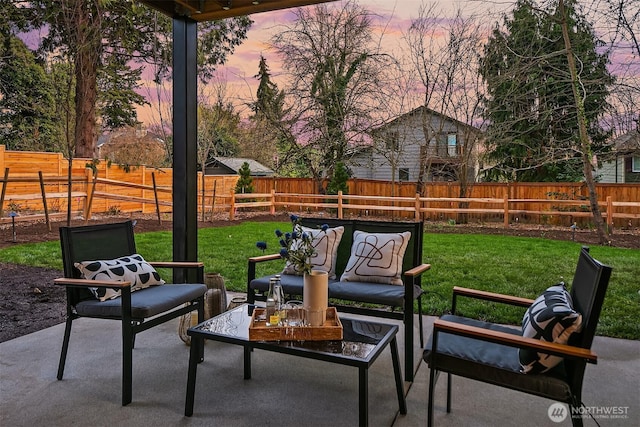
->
[75,254,165,301]
[283,226,345,279]
[340,230,411,285]
[520,282,582,374]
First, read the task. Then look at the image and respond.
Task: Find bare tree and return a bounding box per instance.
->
[45,2,81,225]
[366,60,418,199]
[559,0,609,243]
[270,0,394,192]
[197,77,241,220]
[405,4,487,201]
[586,0,639,138]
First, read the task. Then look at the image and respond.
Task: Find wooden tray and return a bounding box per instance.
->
[249,307,343,341]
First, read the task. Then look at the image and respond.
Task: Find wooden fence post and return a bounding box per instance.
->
[38,171,51,231]
[504,193,509,228]
[84,169,97,223]
[414,193,421,222]
[152,172,161,225]
[338,191,343,219]
[210,180,217,222]
[607,196,613,230]
[229,192,235,221]
[0,168,8,217]
[270,189,276,215]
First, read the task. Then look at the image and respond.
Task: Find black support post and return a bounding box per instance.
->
[172,17,199,283]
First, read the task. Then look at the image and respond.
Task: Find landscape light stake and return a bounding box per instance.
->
[10,211,17,242]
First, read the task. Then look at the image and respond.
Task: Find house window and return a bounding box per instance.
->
[399,168,410,181]
[447,134,457,156]
[385,131,399,151]
[633,156,640,172]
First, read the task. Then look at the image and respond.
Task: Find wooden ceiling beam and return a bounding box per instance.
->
[138,0,337,22]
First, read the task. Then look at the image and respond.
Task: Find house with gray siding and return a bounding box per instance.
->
[349,106,483,183]
[596,129,640,183]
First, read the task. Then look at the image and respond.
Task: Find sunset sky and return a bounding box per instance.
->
[132,0,636,130]
[137,0,512,125]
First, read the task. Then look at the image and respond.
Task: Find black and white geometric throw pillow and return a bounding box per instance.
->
[340,231,411,285]
[519,282,582,374]
[75,254,165,301]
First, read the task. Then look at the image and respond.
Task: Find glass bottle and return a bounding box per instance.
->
[273,276,285,326]
[265,278,277,326]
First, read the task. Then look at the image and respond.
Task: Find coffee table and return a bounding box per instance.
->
[184,304,407,426]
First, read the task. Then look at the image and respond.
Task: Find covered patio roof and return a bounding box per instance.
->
[139,0,336,21]
[135,0,335,278]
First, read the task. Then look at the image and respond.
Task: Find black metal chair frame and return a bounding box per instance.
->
[425,247,612,427]
[55,220,206,405]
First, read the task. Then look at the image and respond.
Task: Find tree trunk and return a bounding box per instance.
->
[559,0,609,244]
[73,2,100,159]
[66,157,72,226]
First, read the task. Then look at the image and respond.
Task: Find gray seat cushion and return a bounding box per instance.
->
[250,274,406,307]
[424,314,571,402]
[75,284,206,319]
[329,280,405,306]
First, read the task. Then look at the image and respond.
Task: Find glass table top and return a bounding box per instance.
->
[190,304,398,361]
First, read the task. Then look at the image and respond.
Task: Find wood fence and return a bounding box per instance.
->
[232,189,640,229]
[1,145,639,228]
[248,177,640,228]
[0,145,238,226]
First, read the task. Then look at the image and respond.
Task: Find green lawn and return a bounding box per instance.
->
[1,221,638,339]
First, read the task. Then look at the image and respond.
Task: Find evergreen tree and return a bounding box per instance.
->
[480,0,613,182]
[235,162,254,194]
[97,58,148,130]
[0,35,60,151]
[326,161,350,195]
[13,0,252,157]
[242,55,293,174]
[252,55,286,122]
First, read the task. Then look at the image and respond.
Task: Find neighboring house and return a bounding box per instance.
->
[204,157,274,177]
[98,126,166,167]
[349,106,483,183]
[597,129,640,183]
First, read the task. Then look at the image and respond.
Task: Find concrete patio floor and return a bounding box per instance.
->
[1,302,638,427]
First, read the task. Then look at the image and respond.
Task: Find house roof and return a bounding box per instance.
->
[375,105,482,135]
[611,128,640,155]
[209,157,274,176]
[97,126,164,148]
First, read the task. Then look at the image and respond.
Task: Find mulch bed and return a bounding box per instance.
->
[1,212,637,343]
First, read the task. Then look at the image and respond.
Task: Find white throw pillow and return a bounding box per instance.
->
[283,226,345,279]
[340,230,411,285]
[75,254,165,301]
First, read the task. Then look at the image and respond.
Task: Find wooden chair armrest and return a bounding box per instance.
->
[453,286,534,308]
[433,318,597,364]
[248,253,283,263]
[148,261,204,269]
[54,277,131,288]
[404,263,431,277]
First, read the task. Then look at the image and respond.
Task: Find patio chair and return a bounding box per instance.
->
[424,246,612,427]
[55,220,207,406]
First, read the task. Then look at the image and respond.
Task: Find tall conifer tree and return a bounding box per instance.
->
[480,0,613,182]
